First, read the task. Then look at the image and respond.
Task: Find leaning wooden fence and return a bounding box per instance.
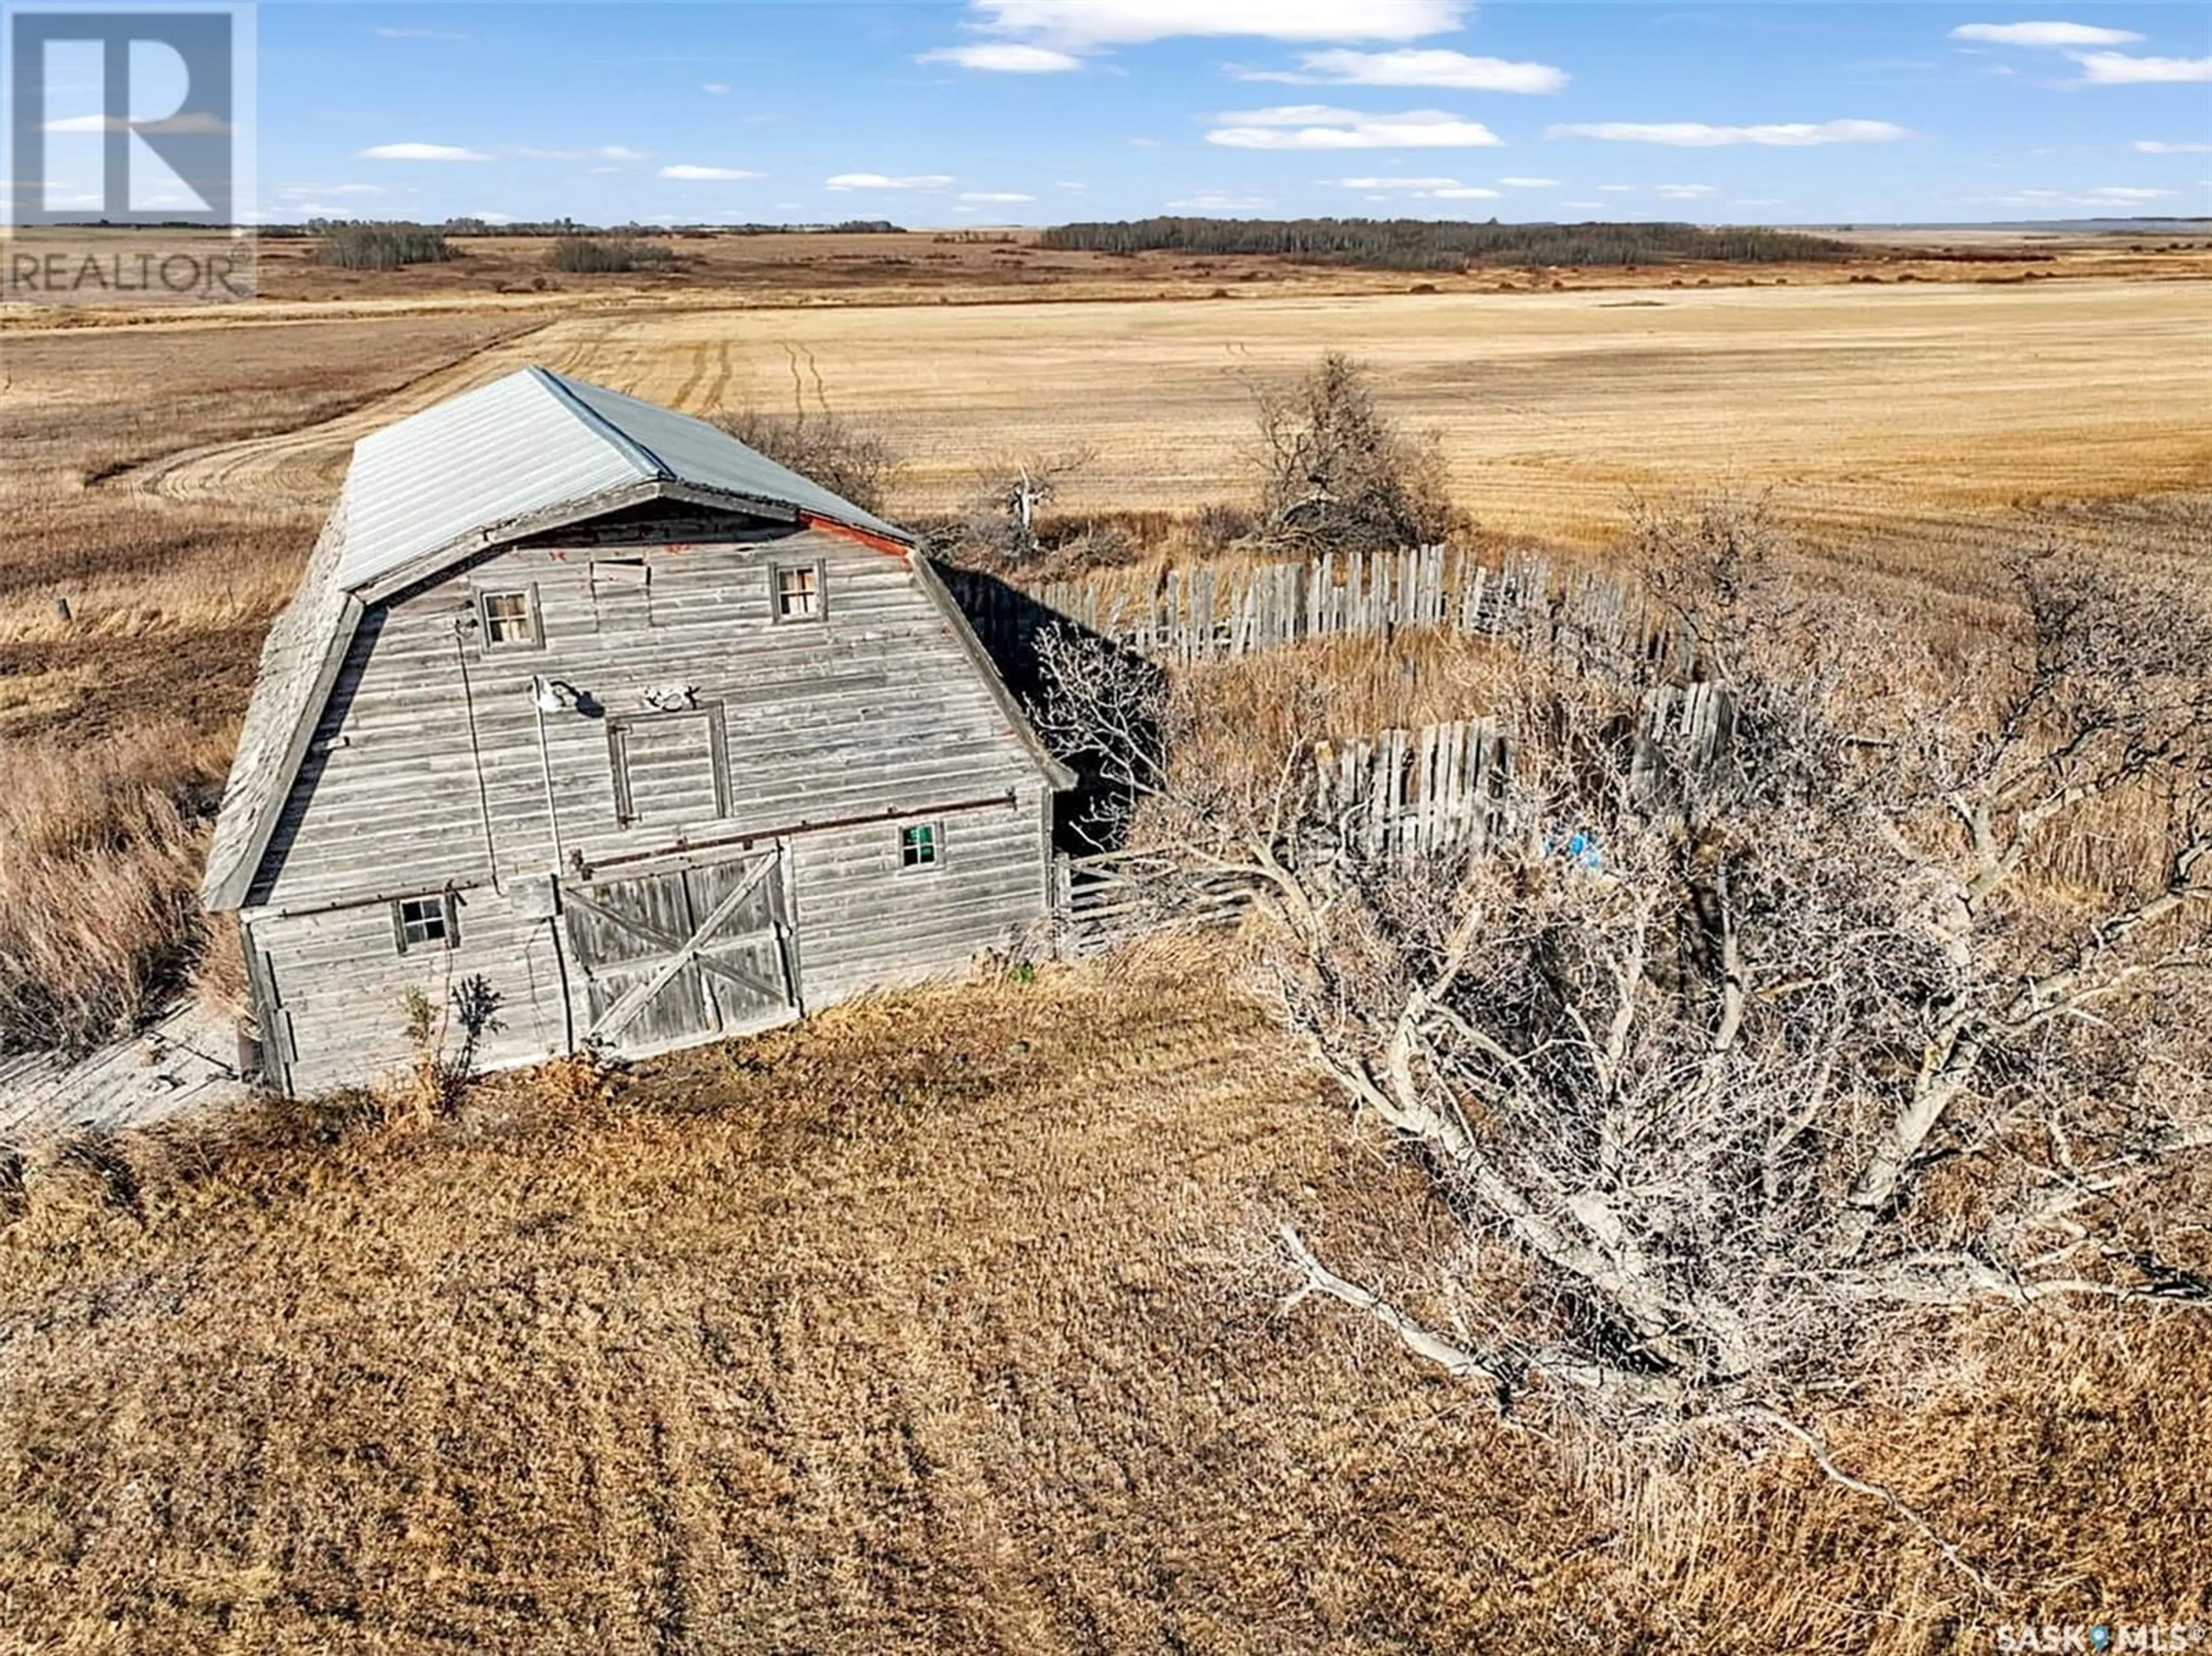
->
[1054,690,1734,956]
[1055,716,1516,954]
[944,546,1683,670]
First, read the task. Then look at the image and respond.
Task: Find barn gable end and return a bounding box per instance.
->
[204,367,1070,1093]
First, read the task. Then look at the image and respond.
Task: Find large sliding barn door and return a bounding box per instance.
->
[562,846,797,1055]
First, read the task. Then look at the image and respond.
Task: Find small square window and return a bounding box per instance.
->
[479,588,539,649]
[774,563,822,622]
[899,824,940,869]
[394,894,453,953]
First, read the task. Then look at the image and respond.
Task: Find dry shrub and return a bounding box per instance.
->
[711,406,901,517]
[0,721,233,1052]
[1252,352,1460,554]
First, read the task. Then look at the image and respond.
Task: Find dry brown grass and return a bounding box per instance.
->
[2,949,2206,1652]
[46,275,2203,573]
[0,722,233,1051]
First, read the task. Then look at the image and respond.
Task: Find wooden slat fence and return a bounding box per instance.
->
[1313,717,1513,861]
[945,546,1684,670]
[1053,690,1733,954]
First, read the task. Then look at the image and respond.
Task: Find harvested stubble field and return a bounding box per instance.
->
[4,950,2208,1653]
[16,271,2201,573]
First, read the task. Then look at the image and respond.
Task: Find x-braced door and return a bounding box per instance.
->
[562,845,798,1056]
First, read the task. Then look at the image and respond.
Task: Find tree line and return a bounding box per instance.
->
[1039,217,1849,270]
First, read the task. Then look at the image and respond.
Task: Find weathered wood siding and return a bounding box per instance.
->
[790,795,1047,1006]
[244,895,569,1094]
[241,519,1055,1091]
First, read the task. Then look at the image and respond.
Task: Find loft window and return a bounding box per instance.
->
[478,586,541,649]
[773,562,823,622]
[899,824,941,870]
[393,893,456,953]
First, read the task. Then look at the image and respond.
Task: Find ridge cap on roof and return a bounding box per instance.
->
[527,364,675,483]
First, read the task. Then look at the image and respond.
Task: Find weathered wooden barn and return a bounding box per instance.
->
[202,366,1071,1094]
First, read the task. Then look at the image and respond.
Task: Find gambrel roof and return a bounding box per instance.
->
[335,366,907,590]
[201,366,1044,914]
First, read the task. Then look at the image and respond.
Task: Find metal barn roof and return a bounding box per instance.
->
[201,366,916,911]
[335,365,906,591]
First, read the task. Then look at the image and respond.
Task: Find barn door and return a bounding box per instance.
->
[562,845,797,1055]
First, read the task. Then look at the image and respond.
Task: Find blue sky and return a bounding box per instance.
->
[251,1,2212,225]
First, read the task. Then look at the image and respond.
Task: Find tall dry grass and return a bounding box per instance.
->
[0,722,233,1051]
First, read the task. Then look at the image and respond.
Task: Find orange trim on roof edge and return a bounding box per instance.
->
[800,511,911,557]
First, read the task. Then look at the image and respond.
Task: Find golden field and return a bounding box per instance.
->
[17,270,2205,559]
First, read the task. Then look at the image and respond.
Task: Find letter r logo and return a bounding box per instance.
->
[6,7,240,225]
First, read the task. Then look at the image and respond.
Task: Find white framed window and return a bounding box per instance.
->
[477,586,541,650]
[899,823,941,870]
[393,892,457,953]
[773,561,823,623]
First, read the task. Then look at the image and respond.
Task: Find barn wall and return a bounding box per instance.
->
[790,786,1050,1007]
[241,520,1056,1090]
[244,895,570,1096]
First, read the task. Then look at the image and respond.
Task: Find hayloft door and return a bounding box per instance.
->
[562,844,798,1056]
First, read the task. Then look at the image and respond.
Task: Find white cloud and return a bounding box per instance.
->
[2073,52,2212,84]
[1548,120,1910,147]
[1950,21,2142,46]
[2136,139,2212,154]
[1166,191,1271,209]
[660,164,764,181]
[47,111,229,135]
[919,43,1083,71]
[1217,103,1368,124]
[1989,184,2181,205]
[1597,183,1637,192]
[1330,175,1498,198]
[1210,106,1502,149]
[510,145,651,161]
[1056,180,1089,189]
[959,190,1036,201]
[703,82,730,95]
[357,142,488,161]
[969,0,1464,48]
[826,172,957,190]
[461,211,515,225]
[1560,200,1604,209]
[1129,137,1164,148]
[1497,176,1559,187]
[1255,47,1567,93]
[1654,183,1718,198]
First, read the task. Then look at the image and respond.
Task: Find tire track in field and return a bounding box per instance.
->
[103,315,612,514]
[671,336,735,412]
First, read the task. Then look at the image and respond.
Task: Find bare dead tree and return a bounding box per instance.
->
[1248,353,1458,555]
[711,407,902,517]
[953,447,1099,564]
[1048,503,2211,1478]
[1256,520,2212,1438]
